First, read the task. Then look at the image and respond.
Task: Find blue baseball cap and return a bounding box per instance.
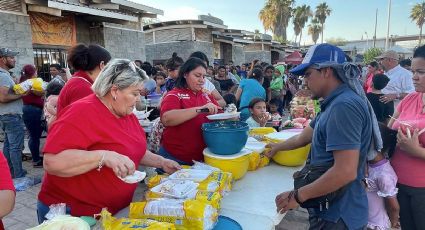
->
[290,43,347,76]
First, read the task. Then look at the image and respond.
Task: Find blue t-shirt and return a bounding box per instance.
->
[308,84,372,230]
[239,79,266,119]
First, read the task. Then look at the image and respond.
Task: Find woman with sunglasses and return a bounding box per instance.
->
[388,45,425,230]
[56,44,111,116]
[36,59,181,223]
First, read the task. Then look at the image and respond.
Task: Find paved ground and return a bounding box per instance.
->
[2,137,310,229]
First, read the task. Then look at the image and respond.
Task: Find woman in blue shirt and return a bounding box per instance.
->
[235,68,266,121]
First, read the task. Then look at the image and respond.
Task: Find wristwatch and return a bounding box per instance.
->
[294,189,302,204]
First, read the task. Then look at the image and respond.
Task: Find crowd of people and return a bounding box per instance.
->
[0,40,424,230]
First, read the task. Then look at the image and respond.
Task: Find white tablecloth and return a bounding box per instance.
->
[115,163,300,230]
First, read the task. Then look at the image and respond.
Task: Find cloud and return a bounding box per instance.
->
[158,6,202,21]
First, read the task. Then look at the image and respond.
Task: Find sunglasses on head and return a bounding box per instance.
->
[109,61,144,84]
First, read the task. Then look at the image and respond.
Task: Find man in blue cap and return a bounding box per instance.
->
[0,48,27,179]
[267,44,378,229]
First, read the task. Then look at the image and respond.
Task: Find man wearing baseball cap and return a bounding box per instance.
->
[267,44,380,229]
[375,50,414,106]
[0,48,27,179]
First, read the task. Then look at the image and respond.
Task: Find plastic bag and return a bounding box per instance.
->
[13,78,47,95]
[191,161,220,171]
[129,199,218,230]
[99,208,175,230]
[145,190,222,209]
[150,180,199,199]
[27,215,90,230]
[45,203,66,220]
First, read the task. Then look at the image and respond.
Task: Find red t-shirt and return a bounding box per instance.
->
[56,71,94,115]
[391,92,425,187]
[0,152,15,230]
[38,94,147,216]
[160,88,217,163]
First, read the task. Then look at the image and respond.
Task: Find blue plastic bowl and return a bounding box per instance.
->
[202,121,249,155]
[213,215,242,230]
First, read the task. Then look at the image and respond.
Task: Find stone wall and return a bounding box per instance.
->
[145,41,213,64]
[245,51,271,63]
[232,45,245,65]
[103,26,145,61]
[75,17,92,44]
[0,12,34,76]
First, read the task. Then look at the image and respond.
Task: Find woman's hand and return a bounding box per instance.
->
[103,151,136,178]
[265,142,279,158]
[198,103,221,115]
[397,128,421,156]
[160,158,181,174]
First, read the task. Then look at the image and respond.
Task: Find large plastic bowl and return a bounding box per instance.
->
[202,121,249,155]
[265,130,310,166]
[203,148,250,180]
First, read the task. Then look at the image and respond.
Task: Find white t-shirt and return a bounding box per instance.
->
[203,78,216,92]
[381,65,415,95]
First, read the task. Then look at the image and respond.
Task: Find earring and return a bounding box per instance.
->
[113,96,117,101]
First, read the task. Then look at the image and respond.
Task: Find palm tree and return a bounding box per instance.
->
[410,2,425,45]
[259,0,295,41]
[308,18,322,44]
[294,4,313,46]
[315,2,332,43]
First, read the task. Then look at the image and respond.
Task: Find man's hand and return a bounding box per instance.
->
[379,94,398,104]
[264,142,279,158]
[275,190,299,214]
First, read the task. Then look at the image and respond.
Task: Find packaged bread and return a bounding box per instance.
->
[129,199,218,230]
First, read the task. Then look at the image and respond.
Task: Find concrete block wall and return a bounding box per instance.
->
[245,51,271,64]
[232,45,245,65]
[0,12,34,76]
[145,41,213,65]
[103,26,145,61]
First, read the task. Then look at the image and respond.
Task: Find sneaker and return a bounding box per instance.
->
[33,160,43,168]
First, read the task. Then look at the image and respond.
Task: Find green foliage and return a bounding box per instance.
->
[363,48,383,64]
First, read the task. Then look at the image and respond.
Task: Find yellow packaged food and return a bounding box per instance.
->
[13,78,47,95]
[129,200,218,230]
[248,151,260,171]
[145,190,222,209]
[100,209,175,230]
[258,154,270,168]
[147,171,233,194]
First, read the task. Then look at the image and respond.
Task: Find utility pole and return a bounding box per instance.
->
[385,0,392,50]
[373,8,378,48]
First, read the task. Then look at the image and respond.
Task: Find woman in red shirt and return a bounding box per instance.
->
[37,59,181,223]
[160,57,220,164]
[0,152,15,230]
[389,45,425,229]
[364,61,381,93]
[20,65,44,167]
[56,44,111,117]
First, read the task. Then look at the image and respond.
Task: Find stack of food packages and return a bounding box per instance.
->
[102,162,233,230]
[283,89,320,129]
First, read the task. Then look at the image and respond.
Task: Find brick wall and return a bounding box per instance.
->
[232,45,245,65]
[103,26,145,61]
[145,41,213,65]
[245,51,271,63]
[0,12,34,76]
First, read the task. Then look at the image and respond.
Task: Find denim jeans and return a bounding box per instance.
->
[0,114,26,178]
[156,146,189,174]
[22,105,43,163]
[37,200,71,224]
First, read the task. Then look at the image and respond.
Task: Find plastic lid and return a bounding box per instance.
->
[213,215,242,230]
[265,129,302,141]
[245,138,267,152]
[203,148,251,159]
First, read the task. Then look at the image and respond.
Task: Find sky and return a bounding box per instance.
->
[138,0,424,45]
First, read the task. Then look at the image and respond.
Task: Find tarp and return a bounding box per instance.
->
[29,12,76,46]
[284,51,303,65]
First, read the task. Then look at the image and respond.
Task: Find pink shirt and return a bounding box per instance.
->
[391,92,425,187]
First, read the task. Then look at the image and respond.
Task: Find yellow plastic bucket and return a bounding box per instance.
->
[265,130,310,167]
[203,148,250,180]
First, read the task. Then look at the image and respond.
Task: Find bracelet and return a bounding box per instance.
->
[294,189,302,204]
[97,152,106,171]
